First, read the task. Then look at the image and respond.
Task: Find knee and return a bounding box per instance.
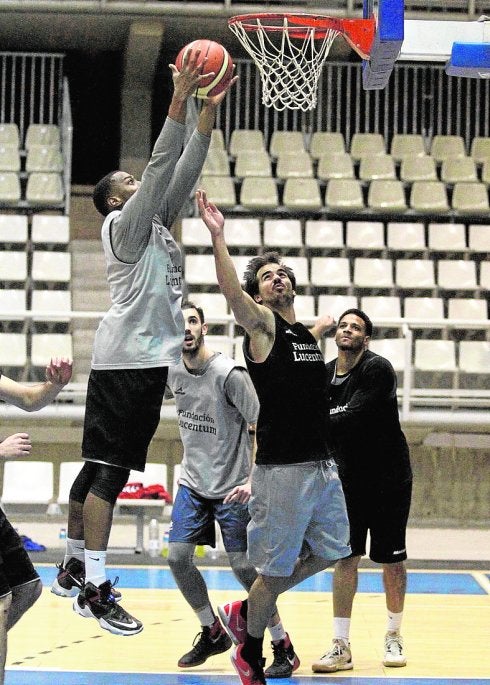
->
[229,553,257,590]
[167,544,194,577]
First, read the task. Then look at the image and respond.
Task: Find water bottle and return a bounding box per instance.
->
[148,518,160,557]
[59,527,67,541]
[161,529,170,558]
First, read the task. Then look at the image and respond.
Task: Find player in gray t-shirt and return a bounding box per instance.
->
[166,302,300,678]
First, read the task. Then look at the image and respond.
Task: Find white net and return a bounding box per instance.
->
[229,16,339,111]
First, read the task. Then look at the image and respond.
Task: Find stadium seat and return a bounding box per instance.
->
[468,224,490,252]
[263,219,302,249]
[410,181,449,212]
[481,159,490,184]
[414,339,457,372]
[323,336,339,363]
[430,134,466,162]
[360,295,401,319]
[31,290,72,322]
[452,182,490,213]
[229,129,265,157]
[57,461,84,505]
[269,131,305,157]
[440,157,477,183]
[480,261,490,289]
[0,333,27,366]
[293,295,316,319]
[280,256,309,286]
[428,223,467,252]
[283,178,322,210]
[25,124,61,150]
[317,294,358,319]
[0,289,26,319]
[317,153,355,181]
[209,129,225,150]
[199,175,236,207]
[309,132,345,159]
[386,222,426,252]
[184,255,217,286]
[399,156,437,182]
[470,136,490,164]
[1,461,54,506]
[311,257,350,288]
[458,340,490,373]
[276,151,313,179]
[437,260,477,290]
[448,298,488,321]
[395,259,436,289]
[26,145,64,173]
[31,214,70,245]
[359,154,396,181]
[32,251,71,282]
[31,333,73,366]
[369,337,406,371]
[404,297,444,322]
[181,217,211,247]
[368,180,407,211]
[26,173,64,205]
[390,133,426,161]
[205,335,235,357]
[305,220,344,250]
[234,151,272,178]
[346,221,385,250]
[0,123,20,148]
[0,145,21,172]
[201,149,230,176]
[0,172,21,204]
[224,218,261,248]
[187,292,228,318]
[0,250,27,281]
[349,133,385,161]
[0,214,28,244]
[353,257,394,289]
[325,179,364,210]
[240,177,278,210]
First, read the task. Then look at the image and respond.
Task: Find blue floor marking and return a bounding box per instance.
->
[36,566,487,595]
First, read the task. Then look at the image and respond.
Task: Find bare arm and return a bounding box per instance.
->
[310,313,336,341]
[0,358,72,412]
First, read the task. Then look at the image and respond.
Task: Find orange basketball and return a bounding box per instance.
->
[175,39,234,99]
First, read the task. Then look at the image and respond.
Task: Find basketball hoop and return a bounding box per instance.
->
[228,13,376,111]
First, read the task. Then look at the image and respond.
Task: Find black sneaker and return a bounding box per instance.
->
[51,558,85,598]
[178,619,232,667]
[265,632,300,678]
[73,578,142,636]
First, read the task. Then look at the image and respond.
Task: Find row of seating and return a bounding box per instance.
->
[1,332,73,367]
[0,144,63,173]
[210,129,490,164]
[0,123,61,151]
[189,291,488,324]
[0,172,64,206]
[182,217,490,254]
[185,254,490,291]
[204,147,490,184]
[0,250,71,283]
[0,213,69,245]
[199,175,490,213]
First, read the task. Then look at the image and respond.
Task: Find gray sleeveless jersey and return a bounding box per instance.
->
[168,353,259,499]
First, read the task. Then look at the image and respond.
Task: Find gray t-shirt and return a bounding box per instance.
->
[167,353,259,499]
[92,117,210,369]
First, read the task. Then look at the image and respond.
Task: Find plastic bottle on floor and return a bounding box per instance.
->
[148,518,160,557]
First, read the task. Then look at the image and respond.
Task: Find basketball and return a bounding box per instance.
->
[175,39,234,99]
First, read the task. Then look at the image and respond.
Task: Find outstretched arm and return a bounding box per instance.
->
[310,313,336,341]
[0,358,72,412]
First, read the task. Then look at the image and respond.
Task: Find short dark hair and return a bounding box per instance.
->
[181,300,205,324]
[93,170,119,217]
[242,251,296,298]
[338,308,373,337]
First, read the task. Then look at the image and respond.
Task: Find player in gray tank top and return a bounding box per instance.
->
[52,50,237,638]
[166,302,300,676]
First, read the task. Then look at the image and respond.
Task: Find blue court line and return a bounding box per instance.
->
[6,672,490,685]
[36,566,487,595]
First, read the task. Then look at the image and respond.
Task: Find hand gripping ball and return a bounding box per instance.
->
[175,39,234,98]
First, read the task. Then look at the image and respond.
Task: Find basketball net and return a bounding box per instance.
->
[229,16,339,111]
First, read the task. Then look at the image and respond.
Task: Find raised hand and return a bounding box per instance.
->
[46,357,73,386]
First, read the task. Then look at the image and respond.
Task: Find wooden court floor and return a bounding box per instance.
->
[6,565,490,684]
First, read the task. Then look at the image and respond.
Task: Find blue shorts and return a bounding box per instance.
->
[248,460,351,577]
[169,484,250,552]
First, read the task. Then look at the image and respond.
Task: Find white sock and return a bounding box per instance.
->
[268,621,286,643]
[333,617,351,643]
[196,605,216,627]
[64,538,85,567]
[387,611,403,633]
[84,549,107,587]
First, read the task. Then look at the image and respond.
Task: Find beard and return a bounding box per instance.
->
[268,289,295,309]
[183,333,204,357]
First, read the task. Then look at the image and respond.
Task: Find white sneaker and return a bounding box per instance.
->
[312,638,353,673]
[383,632,407,667]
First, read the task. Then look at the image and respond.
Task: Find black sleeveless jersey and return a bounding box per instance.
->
[244,312,330,465]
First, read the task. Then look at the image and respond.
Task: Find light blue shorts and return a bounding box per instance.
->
[247,460,351,577]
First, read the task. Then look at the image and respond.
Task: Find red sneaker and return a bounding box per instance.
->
[231,644,266,685]
[218,600,247,645]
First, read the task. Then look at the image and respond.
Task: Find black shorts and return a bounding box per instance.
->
[0,511,39,597]
[82,367,168,472]
[342,477,412,564]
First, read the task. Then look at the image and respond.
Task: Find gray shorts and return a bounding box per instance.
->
[247,460,351,577]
